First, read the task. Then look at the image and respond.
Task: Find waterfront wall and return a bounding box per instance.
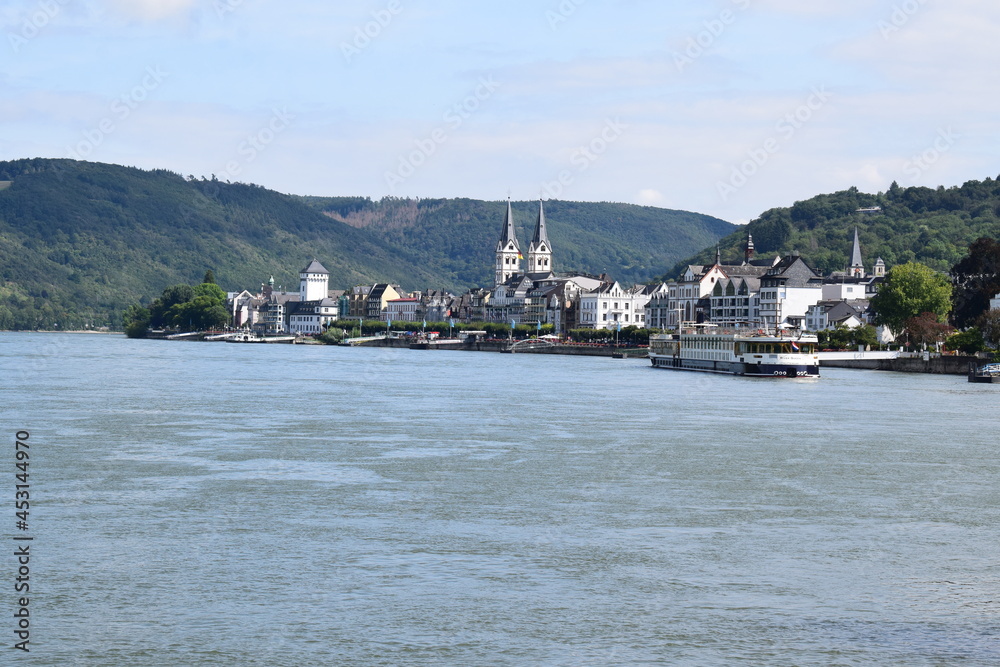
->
[356,337,647,358]
[820,353,981,375]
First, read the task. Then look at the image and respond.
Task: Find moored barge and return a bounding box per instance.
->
[649,326,820,378]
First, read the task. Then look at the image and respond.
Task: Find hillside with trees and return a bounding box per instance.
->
[0,158,734,330]
[300,196,735,290]
[668,180,1000,278]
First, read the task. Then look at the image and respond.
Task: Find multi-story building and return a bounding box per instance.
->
[757,254,824,329]
[383,297,420,323]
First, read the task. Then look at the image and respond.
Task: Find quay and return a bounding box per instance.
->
[818,350,989,376]
[351,335,648,358]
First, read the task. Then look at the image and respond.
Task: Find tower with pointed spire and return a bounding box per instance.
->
[849,227,865,278]
[526,199,553,277]
[744,232,755,265]
[495,198,521,287]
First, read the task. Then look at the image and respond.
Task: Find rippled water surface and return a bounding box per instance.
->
[3,333,1000,665]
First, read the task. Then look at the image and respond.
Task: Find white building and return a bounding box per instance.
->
[383,298,420,323]
[757,254,823,329]
[286,260,339,335]
[578,281,658,329]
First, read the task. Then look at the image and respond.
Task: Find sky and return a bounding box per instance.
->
[3,0,999,224]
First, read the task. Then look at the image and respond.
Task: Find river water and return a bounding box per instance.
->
[3,332,999,665]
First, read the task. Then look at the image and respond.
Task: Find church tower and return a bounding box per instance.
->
[849,227,865,278]
[495,198,521,287]
[299,259,329,302]
[744,232,755,265]
[526,199,553,276]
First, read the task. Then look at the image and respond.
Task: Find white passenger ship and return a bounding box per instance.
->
[649,325,820,378]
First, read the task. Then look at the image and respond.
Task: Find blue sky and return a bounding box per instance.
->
[3,0,998,223]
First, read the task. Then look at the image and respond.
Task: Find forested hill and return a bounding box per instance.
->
[299,196,735,289]
[668,180,1000,278]
[0,159,734,330]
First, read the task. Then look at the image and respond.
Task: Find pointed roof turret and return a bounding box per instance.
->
[531,198,550,246]
[744,232,755,265]
[850,227,864,269]
[715,245,722,266]
[496,197,520,251]
[301,259,329,275]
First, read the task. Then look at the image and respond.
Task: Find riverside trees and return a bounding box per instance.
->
[870,261,952,341]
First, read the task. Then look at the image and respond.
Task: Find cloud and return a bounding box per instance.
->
[103,0,198,21]
[636,189,667,206]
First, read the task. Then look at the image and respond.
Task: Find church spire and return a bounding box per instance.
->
[494,197,522,287]
[744,232,755,265]
[850,227,864,277]
[496,197,520,253]
[531,198,550,246]
[527,198,553,276]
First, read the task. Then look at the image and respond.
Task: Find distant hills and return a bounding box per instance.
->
[669,180,1000,279]
[0,159,734,330]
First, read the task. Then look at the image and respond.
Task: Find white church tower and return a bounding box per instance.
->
[299,259,330,302]
[526,198,553,276]
[495,198,521,287]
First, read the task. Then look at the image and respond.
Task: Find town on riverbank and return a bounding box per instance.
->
[120,200,1000,376]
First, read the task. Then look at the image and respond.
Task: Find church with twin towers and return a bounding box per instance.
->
[494,198,554,287]
[486,198,616,329]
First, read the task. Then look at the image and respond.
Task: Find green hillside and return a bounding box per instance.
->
[300,196,734,289]
[668,180,1000,278]
[0,159,734,330]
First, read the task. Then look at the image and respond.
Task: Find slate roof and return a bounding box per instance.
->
[301,259,329,275]
[496,198,520,251]
[530,199,550,246]
[850,228,864,269]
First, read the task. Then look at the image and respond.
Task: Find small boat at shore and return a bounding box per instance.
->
[649,325,820,378]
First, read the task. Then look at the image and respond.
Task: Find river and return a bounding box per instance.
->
[2,332,999,665]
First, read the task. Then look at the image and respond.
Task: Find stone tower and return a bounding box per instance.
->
[495,198,521,287]
[299,259,329,302]
[526,199,553,276]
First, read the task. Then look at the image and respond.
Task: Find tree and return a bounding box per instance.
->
[950,237,1000,328]
[904,312,954,349]
[193,282,227,303]
[167,296,229,330]
[122,305,150,338]
[978,309,1000,349]
[870,262,952,336]
[945,328,985,354]
[852,324,879,349]
[203,269,216,284]
[148,284,196,328]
